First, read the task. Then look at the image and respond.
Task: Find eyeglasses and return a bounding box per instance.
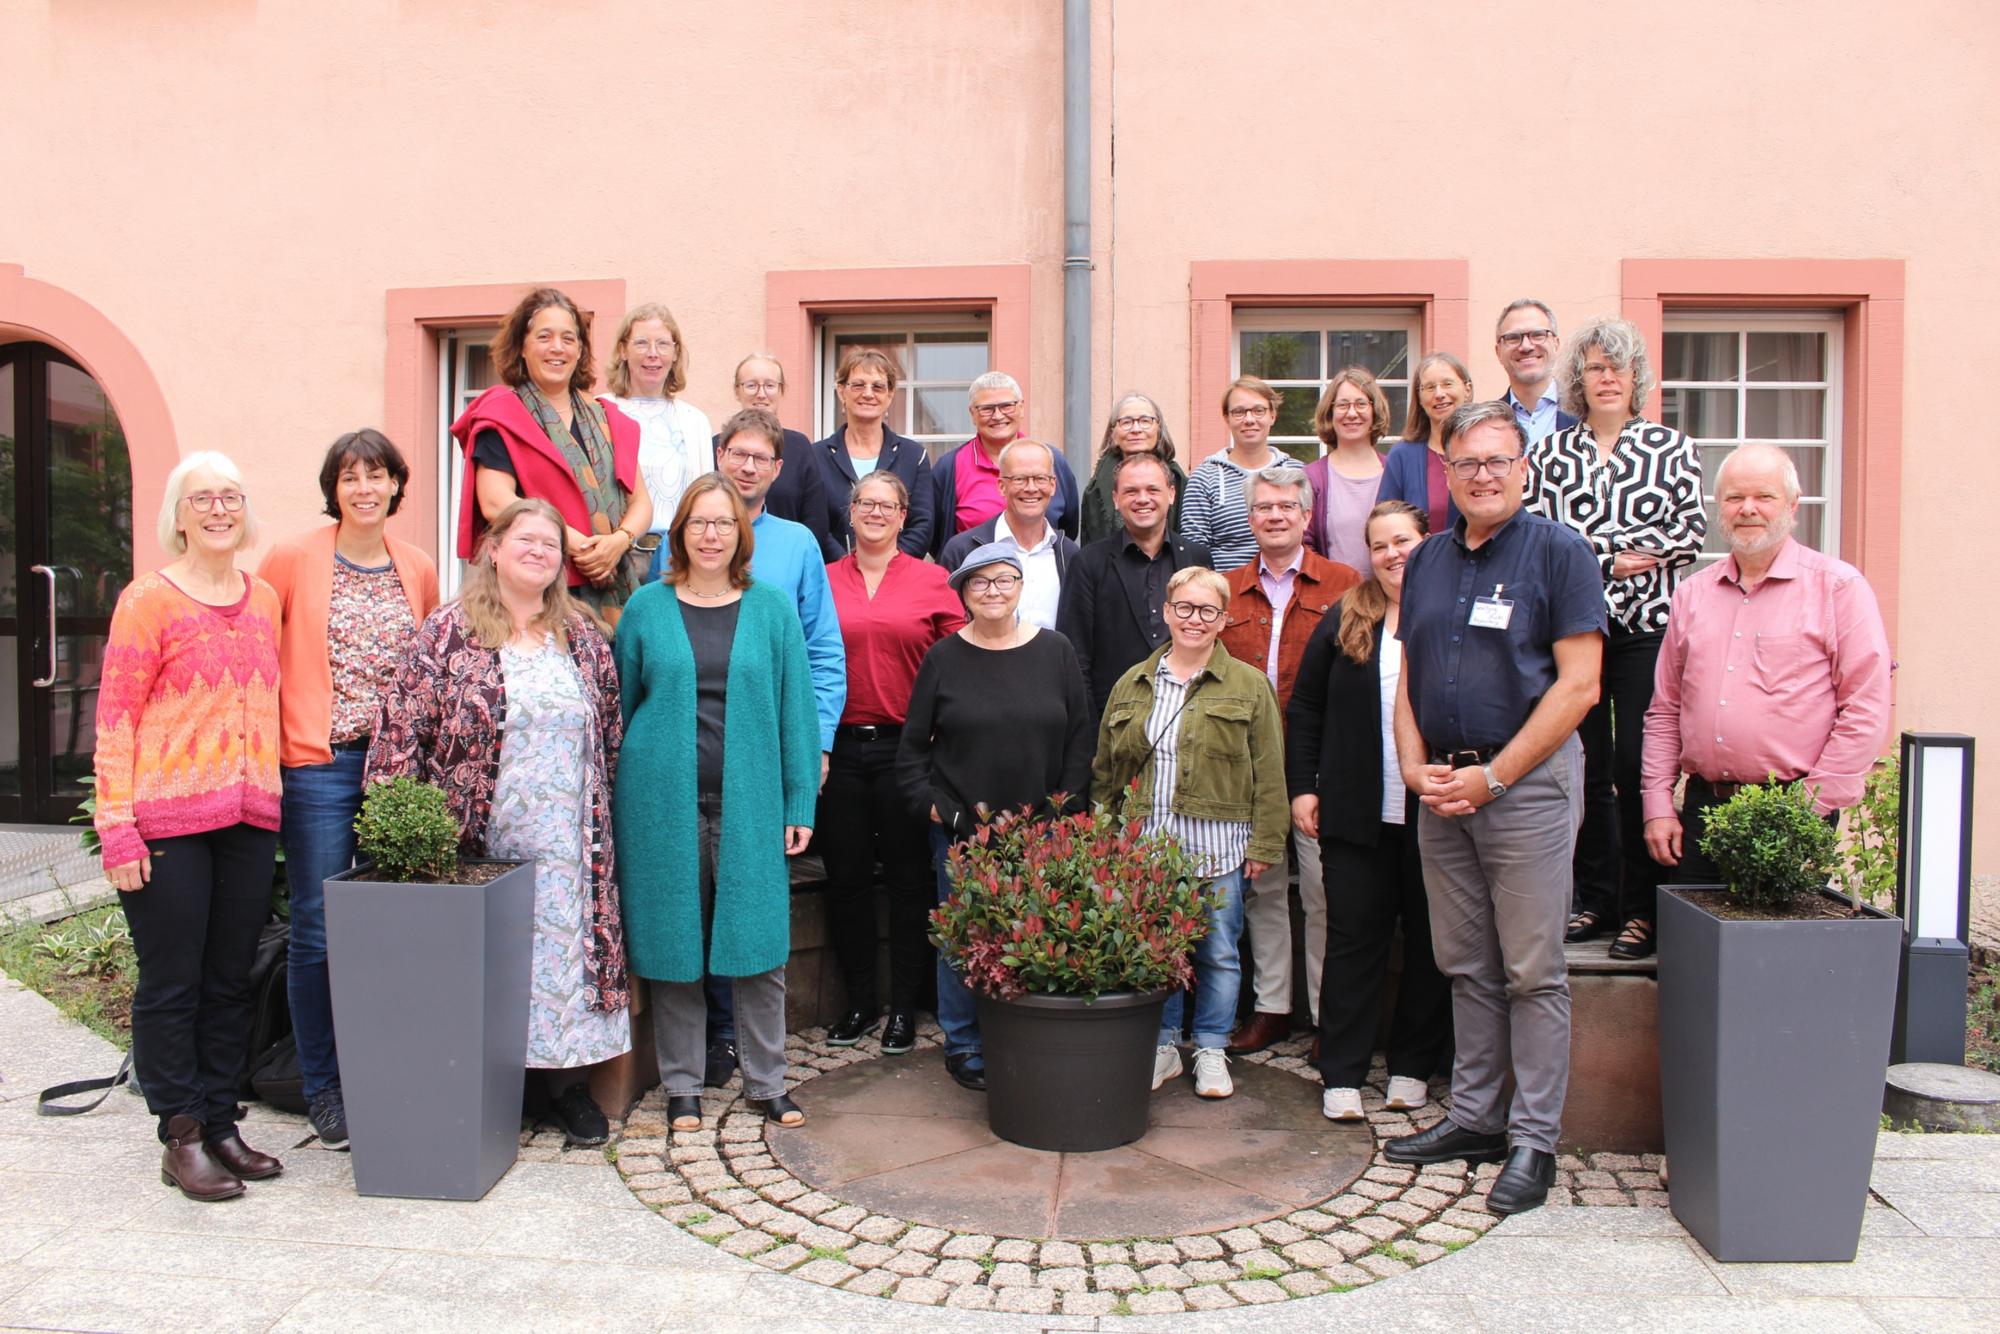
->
[1498,328,1556,348]
[685,517,740,536]
[851,498,904,515]
[965,574,1021,594]
[1418,378,1466,396]
[1167,600,1224,624]
[1226,404,1273,421]
[1000,473,1055,489]
[841,379,892,396]
[1113,414,1159,431]
[1446,455,1521,480]
[626,338,676,355]
[971,399,1021,419]
[1250,501,1302,517]
[182,491,246,513]
[1581,361,1624,379]
[736,379,781,394]
[721,447,777,471]
[1331,399,1372,416]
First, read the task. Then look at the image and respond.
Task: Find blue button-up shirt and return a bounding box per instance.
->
[1397,509,1605,752]
[1505,386,1565,446]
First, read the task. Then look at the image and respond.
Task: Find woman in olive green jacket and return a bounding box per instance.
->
[1089,565,1288,1101]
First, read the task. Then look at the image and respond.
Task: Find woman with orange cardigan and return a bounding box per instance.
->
[257,430,438,1151]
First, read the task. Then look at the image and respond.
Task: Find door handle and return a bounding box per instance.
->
[29,564,57,687]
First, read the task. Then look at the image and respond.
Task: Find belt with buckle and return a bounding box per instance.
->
[1698,775,1801,800]
[1429,746,1499,769]
[839,723,900,743]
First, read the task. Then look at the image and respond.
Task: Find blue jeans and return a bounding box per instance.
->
[930,825,981,1063]
[279,746,367,1098]
[1159,865,1247,1051]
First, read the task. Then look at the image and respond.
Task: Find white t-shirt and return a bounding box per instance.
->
[609,395,713,532]
[1379,633,1405,825]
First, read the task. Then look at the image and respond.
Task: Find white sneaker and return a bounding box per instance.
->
[1322,1087,1365,1121]
[1152,1044,1183,1091]
[1192,1047,1233,1099]
[1384,1075,1430,1110]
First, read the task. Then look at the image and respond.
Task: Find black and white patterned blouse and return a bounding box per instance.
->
[1525,417,1705,634]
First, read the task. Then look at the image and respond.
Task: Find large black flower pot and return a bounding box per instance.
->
[1657,885,1901,1262]
[975,989,1169,1152]
[325,859,535,1201]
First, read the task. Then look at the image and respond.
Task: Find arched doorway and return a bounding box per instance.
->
[0,342,133,823]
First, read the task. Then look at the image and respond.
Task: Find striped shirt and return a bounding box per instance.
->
[1180,453,1263,571]
[1144,657,1251,878]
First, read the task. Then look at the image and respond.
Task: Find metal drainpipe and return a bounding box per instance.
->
[1061,0,1092,480]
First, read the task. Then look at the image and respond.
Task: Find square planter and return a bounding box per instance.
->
[1657,885,1901,1262]
[325,859,535,1201]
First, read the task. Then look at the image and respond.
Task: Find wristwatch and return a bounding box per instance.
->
[1481,765,1508,800]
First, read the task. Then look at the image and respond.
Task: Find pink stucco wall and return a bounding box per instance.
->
[2,0,1995,867]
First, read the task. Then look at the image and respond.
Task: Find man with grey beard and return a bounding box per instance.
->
[1639,443,1892,880]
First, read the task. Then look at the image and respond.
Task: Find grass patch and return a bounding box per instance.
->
[683,1209,712,1226]
[807,1245,848,1263]
[0,903,136,1047]
[976,1255,996,1274]
[1111,1298,1132,1316]
[1969,965,2000,1075]
[1239,1264,1283,1281]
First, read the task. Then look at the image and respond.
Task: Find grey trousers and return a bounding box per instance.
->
[649,794,791,1100]
[1416,735,1583,1153]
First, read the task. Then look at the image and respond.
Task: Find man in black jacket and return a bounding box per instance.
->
[1057,452,1212,725]
[939,440,1079,631]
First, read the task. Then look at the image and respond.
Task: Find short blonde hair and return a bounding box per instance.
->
[1165,564,1229,608]
[157,451,259,554]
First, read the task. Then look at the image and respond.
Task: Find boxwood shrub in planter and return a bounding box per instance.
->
[931,800,1214,1152]
[326,777,536,1201]
[1658,778,1900,1262]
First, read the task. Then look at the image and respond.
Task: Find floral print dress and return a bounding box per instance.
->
[492,637,631,1069]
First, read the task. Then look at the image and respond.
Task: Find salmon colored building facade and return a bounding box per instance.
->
[2,1,1994,868]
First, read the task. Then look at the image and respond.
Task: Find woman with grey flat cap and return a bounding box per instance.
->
[895,540,1093,1090]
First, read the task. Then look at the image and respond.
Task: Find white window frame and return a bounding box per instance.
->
[436,328,498,597]
[814,312,992,461]
[1661,310,1843,565]
[1229,306,1422,461]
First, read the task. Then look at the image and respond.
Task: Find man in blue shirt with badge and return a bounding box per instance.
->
[1385,400,1605,1215]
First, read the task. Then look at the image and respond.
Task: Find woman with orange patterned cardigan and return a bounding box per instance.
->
[93,451,285,1203]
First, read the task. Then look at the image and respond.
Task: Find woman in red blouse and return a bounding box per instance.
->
[817,471,965,1054]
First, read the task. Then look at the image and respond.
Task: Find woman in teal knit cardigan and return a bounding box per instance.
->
[615,476,821,1132]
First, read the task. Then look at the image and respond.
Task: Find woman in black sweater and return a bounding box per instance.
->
[896,541,1093,1091]
[1286,501,1452,1123]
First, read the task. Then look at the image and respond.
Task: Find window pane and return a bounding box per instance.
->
[912,332,987,382]
[1327,329,1408,381]
[1701,501,1729,556]
[1747,332,1825,382]
[1275,439,1320,465]
[1272,386,1320,440]
[1382,387,1409,438]
[913,387,969,438]
[466,344,495,393]
[1781,445,1827,497]
[1698,444,1736,491]
[1746,389,1824,439]
[1239,331,1318,382]
[1793,503,1826,550]
[1660,387,1737,438]
[1662,331,1738,382]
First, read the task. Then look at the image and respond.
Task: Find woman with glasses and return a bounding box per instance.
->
[1079,393,1187,545]
[1303,368,1389,572]
[1091,565,1287,1102]
[455,287,653,629]
[1528,317,1704,962]
[95,453,285,1200]
[1287,501,1452,1123]
[1379,353,1475,533]
[810,347,937,556]
[616,476,821,1132]
[896,542,1093,1091]
[817,472,966,1053]
[1183,376,1284,570]
[602,302,711,555]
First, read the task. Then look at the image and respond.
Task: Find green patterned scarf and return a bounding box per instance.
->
[515,383,642,617]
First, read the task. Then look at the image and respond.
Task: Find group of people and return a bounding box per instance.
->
[94,288,1891,1219]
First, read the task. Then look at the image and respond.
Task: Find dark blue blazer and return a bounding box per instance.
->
[809,426,936,558]
[930,440,1080,558]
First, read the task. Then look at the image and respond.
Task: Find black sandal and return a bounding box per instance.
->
[1608,917,1656,960]
[1565,910,1606,943]
[667,1096,703,1133]
[749,1094,805,1127]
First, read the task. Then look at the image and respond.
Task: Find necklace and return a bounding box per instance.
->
[688,588,728,599]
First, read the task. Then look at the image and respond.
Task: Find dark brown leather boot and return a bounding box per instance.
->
[161,1115,244,1201]
[207,1132,282,1181]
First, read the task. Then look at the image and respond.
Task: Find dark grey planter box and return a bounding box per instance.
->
[325,860,535,1201]
[1657,886,1900,1262]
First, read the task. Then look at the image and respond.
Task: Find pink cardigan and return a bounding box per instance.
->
[256,525,440,768]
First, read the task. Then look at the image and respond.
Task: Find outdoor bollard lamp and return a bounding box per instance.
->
[1891,732,1976,1066]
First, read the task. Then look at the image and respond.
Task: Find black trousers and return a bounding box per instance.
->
[815,729,936,1013]
[1572,626,1665,925]
[117,822,279,1142]
[1315,819,1452,1089]
[1666,776,1838,885]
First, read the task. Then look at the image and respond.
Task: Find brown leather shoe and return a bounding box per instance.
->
[160,1116,244,1201]
[207,1132,282,1181]
[1225,1011,1290,1055]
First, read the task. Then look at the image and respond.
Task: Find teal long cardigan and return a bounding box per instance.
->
[614,579,821,981]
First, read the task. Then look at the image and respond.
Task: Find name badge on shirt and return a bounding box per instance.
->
[1469,584,1514,631]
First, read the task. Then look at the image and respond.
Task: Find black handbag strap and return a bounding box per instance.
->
[37,1050,133,1117]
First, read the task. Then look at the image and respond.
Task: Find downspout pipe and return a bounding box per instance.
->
[1061,0,1091,479]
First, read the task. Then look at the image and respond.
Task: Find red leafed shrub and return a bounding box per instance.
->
[929,797,1217,1000]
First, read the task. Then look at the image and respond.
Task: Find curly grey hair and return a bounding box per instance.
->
[1557,316,1656,420]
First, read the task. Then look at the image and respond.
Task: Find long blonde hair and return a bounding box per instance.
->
[1337,500,1427,665]
[458,497,593,650]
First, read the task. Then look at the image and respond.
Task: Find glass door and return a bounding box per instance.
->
[0,343,133,824]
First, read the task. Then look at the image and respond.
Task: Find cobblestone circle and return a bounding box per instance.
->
[594,1023,1667,1313]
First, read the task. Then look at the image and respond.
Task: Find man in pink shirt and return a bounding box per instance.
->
[1641,444,1892,881]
